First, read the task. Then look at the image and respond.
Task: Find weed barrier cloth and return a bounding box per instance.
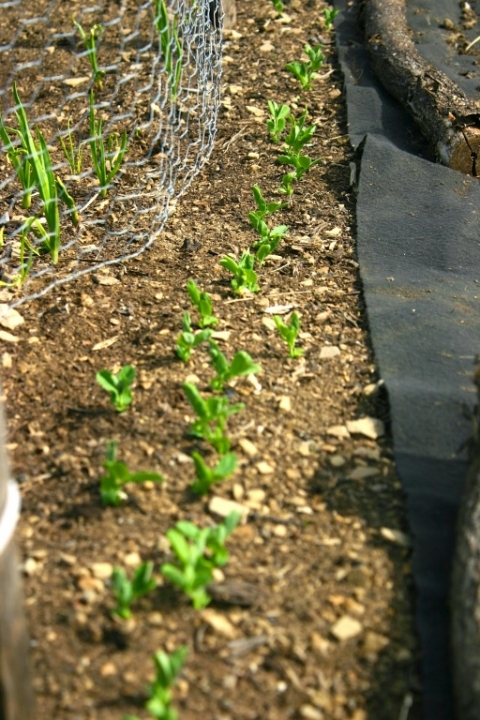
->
[334,1,480,718]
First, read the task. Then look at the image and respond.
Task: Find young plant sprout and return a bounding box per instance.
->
[0,115,33,209]
[124,646,188,720]
[219,251,259,295]
[277,110,323,187]
[249,184,286,228]
[89,90,128,197]
[96,364,136,412]
[274,312,303,358]
[0,217,43,288]
[324,7,340,30]
[266,101,290,142]
[186,279,218,328]
[208,340,261,392]
[285,44,325,89]
[153,0,183,101]
[72,19,105,87]
[161,512,240,608]
[279,170,297,196]
[269,0,284,12]
[284,109,317,154]
[59,120,83,176]
[183,381,244,453]
[254,230,287,265]
[278,150,322,181]
[191,451,237,495]
[176,311,212,362]
[99,441,164,506]
[111,561,157,619]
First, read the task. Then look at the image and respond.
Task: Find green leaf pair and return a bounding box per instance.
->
[208,340,261,392]
[112,561,157,619]
[266,101,290,143]
[161,512,240,608]
[183,381,243,453]
[96,364,135,412]
[274,312,303,358]
[191,451,237,495]
[176,312,212,362]
[286,44,325,90]
[89,90,128,197]
[219,251,259,295]
[100,440,164,506]
[186,279,218,328]
[123,646,187,720]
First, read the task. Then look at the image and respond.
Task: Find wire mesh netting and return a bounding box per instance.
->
[0,0,223,310]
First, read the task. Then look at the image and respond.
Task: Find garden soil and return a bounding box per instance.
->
[1,1,423,719]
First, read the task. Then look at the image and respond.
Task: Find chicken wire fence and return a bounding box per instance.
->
[0,0,223,311]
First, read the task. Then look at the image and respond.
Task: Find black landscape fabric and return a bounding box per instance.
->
[334,1,480,719]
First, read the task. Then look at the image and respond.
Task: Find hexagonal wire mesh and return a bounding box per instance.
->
[0,0,223,310]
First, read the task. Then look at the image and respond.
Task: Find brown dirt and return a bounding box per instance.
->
[1,1,423,719]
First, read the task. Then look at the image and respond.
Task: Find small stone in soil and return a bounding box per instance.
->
[346,417,385,440]
[331,615,363,642]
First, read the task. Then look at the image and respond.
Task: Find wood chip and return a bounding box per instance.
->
[327,425,350,439]
[201,609,237,638]
[320,345,341,359]
[0,304,24,330]
[347,466,379,481]
[208,496,249,524]
[346,417,385,439]
[278,395,291,412]
[92,336,119,351]
[0,330,19,343]
[246,105,265,117]
[380,527,411,547]
[238,438,258,457]
[331,615,363,642]
[256,461,274,475]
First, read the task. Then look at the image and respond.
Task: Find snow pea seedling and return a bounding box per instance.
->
[112,561,157,619]
[124,646,187,720]
[266,101,290,142]
[219,251,259,295]
[286,43,325,90]
[176,312,212,362]
[186,279,218,328]
[324,7,339,30]
[274,312,303,358]
[99,440,164,506]
[161,512,240,608]
[191,451,237,495]
[96,364,135,412]
[183,381,244,454]
[208,340,261,392]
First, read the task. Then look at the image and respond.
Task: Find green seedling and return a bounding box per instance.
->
[269,0,284,12]
[186,279,218,328]
[278,151,322,181]
[73,20,105,87]
[191,451,237,495]
[0,117,33,209]
[219,251,259,295]
[96,364,135,412]
[10,84,62,262]
[324,7,339,30]
[161,512,240,608]
[183,381,244,453]
[176,312,212,362]
[274,312,303,358]
[99,440,164,506]
[284,109,317,155]
[254,230,287,264]
[59,120,83,176]
[124,646,187,720]
[0,217,44,288]
[249,184,286,232]
[208,340,261,392]
[266,101,290,142]
[153,0,183,101]
[285,43,325,89]
[279,170,297,196]
[55,176,79,226]
[112,561,157,619]
[249,213,288,246]
[89,90,128,197]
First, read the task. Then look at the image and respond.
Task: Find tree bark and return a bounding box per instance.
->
[362,0,480,175]
[452,366,480,720]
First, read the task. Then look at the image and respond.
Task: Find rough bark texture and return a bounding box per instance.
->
[0,399,34,720]
[362,0,480,175]
[452,366,480,720]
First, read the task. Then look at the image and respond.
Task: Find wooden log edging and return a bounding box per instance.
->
[452,366,480,720]
[362,0,480,175]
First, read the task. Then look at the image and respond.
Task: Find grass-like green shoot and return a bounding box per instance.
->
[176,311,212,362]
[89,90,128,197]
[183,381,244,453]
[219,251,259,295]
[269,0,284,12]
[161,512,240,608]
[99,440,164,506]
[153,0,183,101]
[186,279,218,328]
[0,217,44,288]
[286,44,325,89]
[266,101,290,142]
[96,364,135,412]
[208,340,261,392]
[124,647,187,720]
[73,19,105,87]
[274,312,303,358]
[0,116,33,209]
[111,561,157,619]
[59,120,83,176]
